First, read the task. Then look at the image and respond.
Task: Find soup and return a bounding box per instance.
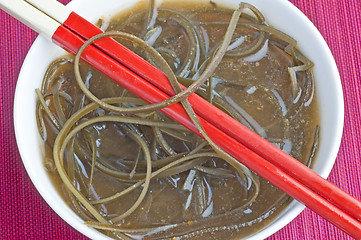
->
[36,1,319,239]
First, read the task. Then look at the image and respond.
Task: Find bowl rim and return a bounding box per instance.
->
[13,0,344,239]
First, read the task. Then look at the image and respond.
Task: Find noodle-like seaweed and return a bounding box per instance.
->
[36,2,318,239]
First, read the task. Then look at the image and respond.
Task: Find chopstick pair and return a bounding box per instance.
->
[1,0,361,238]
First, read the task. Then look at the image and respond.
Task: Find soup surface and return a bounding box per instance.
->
[37,1,319,239]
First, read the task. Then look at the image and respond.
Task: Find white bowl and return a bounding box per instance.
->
[14,0,343,239]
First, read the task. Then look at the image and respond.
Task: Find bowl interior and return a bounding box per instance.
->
[14,0,343,239]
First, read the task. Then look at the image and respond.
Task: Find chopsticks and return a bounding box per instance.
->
[1,0,361,238]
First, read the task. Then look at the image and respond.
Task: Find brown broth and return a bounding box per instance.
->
[38,1,319,239]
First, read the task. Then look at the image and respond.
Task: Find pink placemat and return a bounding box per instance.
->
[1,0,360,239]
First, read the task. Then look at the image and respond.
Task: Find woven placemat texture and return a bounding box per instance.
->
[1,0,360,239]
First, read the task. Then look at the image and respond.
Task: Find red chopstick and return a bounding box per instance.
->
[2,0,361,238]
[64,11,361,222]
[52,24,361,238]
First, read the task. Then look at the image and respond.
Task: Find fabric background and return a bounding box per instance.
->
[0,0,360,239]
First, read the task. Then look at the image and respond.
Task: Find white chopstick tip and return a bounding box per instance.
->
[25,0,72,24]
[0,0,61,40]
